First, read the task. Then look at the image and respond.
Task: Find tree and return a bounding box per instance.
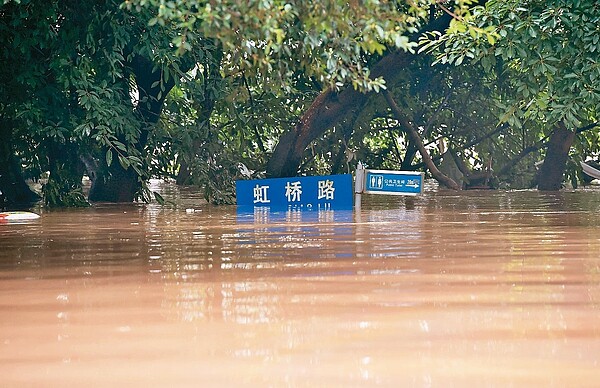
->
[132,1,487,185]
[7,0,596,209]
[0,123,40,208]
[0,0,200,206]
[265,7,457,178]
[423,0,600,190]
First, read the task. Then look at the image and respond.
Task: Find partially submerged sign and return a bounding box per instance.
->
[355,164,424,196]
[237,165,423,212]
[236,174,353,210]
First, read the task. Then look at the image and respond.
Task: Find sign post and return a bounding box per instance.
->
[354,163,424,208]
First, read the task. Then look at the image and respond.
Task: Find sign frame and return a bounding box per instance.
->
[355,163,424,197]
[236,173,354,210]
[362,169,424,196]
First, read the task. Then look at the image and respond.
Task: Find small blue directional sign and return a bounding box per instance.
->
[236,174,353,210]
[363,169,424,196]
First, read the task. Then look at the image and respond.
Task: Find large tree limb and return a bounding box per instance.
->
[495,139,546,179]
[493,121,596,185]
[383,90,460,190]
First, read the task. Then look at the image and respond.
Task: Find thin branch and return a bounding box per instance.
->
[421,89,453,139]
[435,1,463,22]
[577,121,599,134]
[241,72,266,153]
[383,89,460,190]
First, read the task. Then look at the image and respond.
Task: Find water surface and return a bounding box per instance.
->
[1,185,600,386]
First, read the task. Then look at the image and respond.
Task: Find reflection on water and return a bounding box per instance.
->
[1,183,600,386]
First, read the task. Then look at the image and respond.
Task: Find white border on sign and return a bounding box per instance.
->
[363,169,424,176]
[354,162,425,212]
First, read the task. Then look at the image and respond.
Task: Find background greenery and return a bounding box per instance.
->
[1,0,598,208]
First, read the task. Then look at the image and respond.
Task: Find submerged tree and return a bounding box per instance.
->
[129,0,477,186]
[423,0,600,190]
[137,0,541,192]
[0,0,204,206]
[3,0,597,209]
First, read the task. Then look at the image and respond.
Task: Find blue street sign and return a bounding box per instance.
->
[236,174,353,210]
[363,169,424,195]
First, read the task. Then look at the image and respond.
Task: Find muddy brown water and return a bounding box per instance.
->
[1,183,600,387]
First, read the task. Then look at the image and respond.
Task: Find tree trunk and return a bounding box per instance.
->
[0,123,40,208]
[43,140,88,207]
[87,55,175,202]
[266,88,367,177]
[265,12,453,178]
[537,121,576,191]
[330,107,365,174]
[88,163,140,202]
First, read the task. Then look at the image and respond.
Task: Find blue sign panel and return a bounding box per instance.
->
[364,169,423,195]
[236,174,353,210]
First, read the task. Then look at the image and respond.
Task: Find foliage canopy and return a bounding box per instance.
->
[1,0,598,209]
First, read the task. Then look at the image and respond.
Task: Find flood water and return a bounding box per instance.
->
[1,182,600,387]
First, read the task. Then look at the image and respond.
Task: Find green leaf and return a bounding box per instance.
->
[118,155,131,170]
[153,191,166,205]
[106,150,113,166]
[114,141,127,152]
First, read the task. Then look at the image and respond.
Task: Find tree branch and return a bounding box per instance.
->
[383,89,460,190]
[577,121,599,133]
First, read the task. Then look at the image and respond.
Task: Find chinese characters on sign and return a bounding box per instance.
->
[253,184,270,204]
[368,175,421,190]
[285,181,303,202]
[353,163,424,209]
[236,174,352,210]
[317,180,335,200]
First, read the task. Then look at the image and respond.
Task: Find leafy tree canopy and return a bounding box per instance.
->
[423,0,600,131]
[2,0,598,209]
[122,0,474,92]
